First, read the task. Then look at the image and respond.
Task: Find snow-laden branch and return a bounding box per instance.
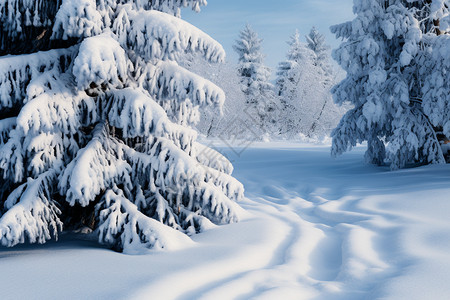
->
[193,142,234,175]
[0,117,16,144]
[52,0,103,40]
[96,187,194,253]
[388,104,445,170]
[100,88,197,152]
[1,82,94,184]
[0,170,62,247]
[0,47,75,110]
[0,129,25,183]
[59,123,131,207]
[422,35,450,136]
[0,0,56,35]
[136,60,225,108]
[97,0,206,24]
[203,166,244,203]
[16,85,97,135]
[116,9,225,62]
[123,137,204,197]
[123,137,243,226]
[24,132,66,178]
[101,88,166,138]
[331,106,367,157]
[73,33,131,91]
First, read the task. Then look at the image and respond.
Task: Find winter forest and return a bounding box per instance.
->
[0,0,449,299]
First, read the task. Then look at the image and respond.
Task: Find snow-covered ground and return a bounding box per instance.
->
[1,143,450,300]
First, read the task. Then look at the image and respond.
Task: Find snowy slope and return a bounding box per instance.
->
[0,143,449,299]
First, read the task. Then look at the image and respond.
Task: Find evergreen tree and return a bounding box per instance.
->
[304,27,338,137]
[233,24,277,136]
[0,0,244,253]
[276,29,344,139]
[305,26,333,86]
[331,0,449,169]
[276,30,316,137]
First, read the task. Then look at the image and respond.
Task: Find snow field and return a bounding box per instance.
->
[0,144,449,299]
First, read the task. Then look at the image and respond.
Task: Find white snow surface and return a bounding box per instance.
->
[0,142,449,299]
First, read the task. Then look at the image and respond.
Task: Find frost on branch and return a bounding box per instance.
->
[233,24,278,136]
[275,28,343,139]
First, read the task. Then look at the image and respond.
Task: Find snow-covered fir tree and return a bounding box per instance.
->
[0,0,245,253]
[276,29,345,139]
[276,30,316,137]
[233,24,278,137]
[304,27,343,138]
[331,0,449,169]
[305,27,333,86]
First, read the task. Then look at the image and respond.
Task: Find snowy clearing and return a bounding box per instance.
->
[0,143,449,300]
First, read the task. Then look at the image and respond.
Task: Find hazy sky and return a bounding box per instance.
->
[183,0,354,71]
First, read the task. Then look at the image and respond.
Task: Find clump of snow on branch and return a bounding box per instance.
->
[73,33,130,91]
[52,0,103,40]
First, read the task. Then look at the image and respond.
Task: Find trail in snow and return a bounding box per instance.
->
[226,145,450,300]
[0,144,449,300]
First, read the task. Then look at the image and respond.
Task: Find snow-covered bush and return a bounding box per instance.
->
[0,0,244,253]
[331,0,449,169]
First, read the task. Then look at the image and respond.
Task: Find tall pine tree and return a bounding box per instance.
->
[233,24,277,136]
[304,27,339,137]
[305,27,333,86]
[331,0,449,169]
[0,0,244,253]
[276,30,316,137]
